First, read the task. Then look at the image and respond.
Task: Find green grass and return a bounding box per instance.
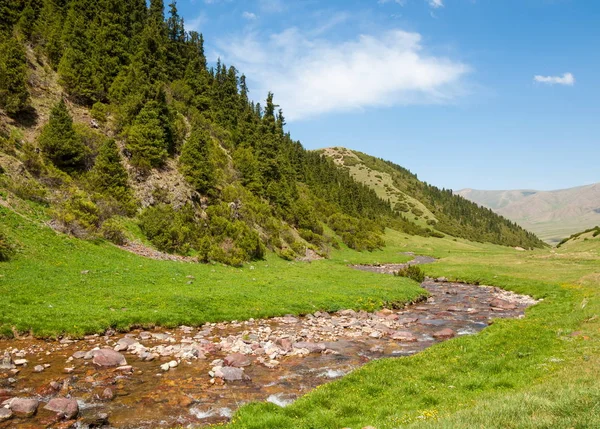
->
[227,232,600,429]
[0,205,421,338]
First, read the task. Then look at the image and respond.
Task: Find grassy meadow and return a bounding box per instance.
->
[1,200,599,428]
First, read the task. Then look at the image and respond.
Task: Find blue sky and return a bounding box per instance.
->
[177,0,599,191]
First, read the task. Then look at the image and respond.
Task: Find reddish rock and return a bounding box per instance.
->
[397,317,419,325]
[489,298,517,310]
[9,398,39,417]
[432,328,455,339]
[92,349,127,367]
[224,353,251,367]
[44,397,79,419]
[276,338,293,352]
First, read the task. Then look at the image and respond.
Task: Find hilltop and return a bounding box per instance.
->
[457,183,600,244]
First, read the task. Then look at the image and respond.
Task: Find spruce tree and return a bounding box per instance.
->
[179,127,215,195]
[38,99,87,172]
[0,36,30,115]
[126,100,169,170]
[91,139,129,195]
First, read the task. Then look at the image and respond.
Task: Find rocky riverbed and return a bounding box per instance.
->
[0,265,538,428]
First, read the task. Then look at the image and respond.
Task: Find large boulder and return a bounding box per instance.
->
[489,298,517,310]
[92,349,127,367]
[44,397,79,419]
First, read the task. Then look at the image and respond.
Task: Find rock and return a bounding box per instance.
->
[489,298,517,310]
[224,353,251,368]
[214,366,245,381]
[293,342,325,353]
[432,328,455,339]
[390,331,417,342]
[92,349,127,367]
[9,398,39,417]
[168,360,178,368]
[44,397,79,419]
[13,359,28,366]
[64,367,75,374]
[0,352,15,370]
[80,413,109,428]
[435,277,448,282]
[116,365,133,372]
[114,337,138,352]
[34,365,45,373]
[100,388,115,401]
[276,338,293,352]
[397,317,419,325]
[160,363,170,371]
[0,407,12,422]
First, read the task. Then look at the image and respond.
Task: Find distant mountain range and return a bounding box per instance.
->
[457,183,600,244]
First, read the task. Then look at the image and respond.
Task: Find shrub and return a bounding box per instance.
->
[395,265,425,283]
[53,191,101,237]
[411,207,424,217]
[0,231,15,261]
[100,218,127,245]
[395,202,410,213]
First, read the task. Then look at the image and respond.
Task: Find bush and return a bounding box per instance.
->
[411,207,424,217]
[100,218,127,245]
[53,190,101,237]
[394,265,425,283]
[0,231,15,261]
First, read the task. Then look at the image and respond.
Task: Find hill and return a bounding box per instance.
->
[0,0,544,270]
[457,183,600,244]
[320,147,545,249]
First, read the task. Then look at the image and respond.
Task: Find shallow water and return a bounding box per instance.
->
[0,273,536,428]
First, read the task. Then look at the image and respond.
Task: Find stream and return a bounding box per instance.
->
[0,256,538,428]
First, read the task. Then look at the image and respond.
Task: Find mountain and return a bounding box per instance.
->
[320,148,545,249]
[0,0,545,266]
[457,184,600,244]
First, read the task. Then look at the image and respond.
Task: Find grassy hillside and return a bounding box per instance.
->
[458,184,600,244]
[321,147,546,249]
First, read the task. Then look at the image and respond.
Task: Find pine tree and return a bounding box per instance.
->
[91,139,129,194]
[58,0,99,104]
[126,100,169,170]
[179,127,215,195]
[0,36,30,115]
[38,99,87,172]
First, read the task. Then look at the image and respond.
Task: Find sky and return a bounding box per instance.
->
[176,0,600,191]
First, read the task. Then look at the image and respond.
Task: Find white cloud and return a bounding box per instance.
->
[215,29,469,121]
[242,11,257,20]
[428,0,444,8]
[533,72,575,86]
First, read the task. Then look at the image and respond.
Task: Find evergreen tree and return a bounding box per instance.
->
[38,99,87,172]
[58,0,98,104]
[126,100,169,170]
[0,36,30,115]
[179,127,215,195]
[91,139,129,195]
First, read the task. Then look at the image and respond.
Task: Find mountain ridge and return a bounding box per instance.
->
[457,183,600,244]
